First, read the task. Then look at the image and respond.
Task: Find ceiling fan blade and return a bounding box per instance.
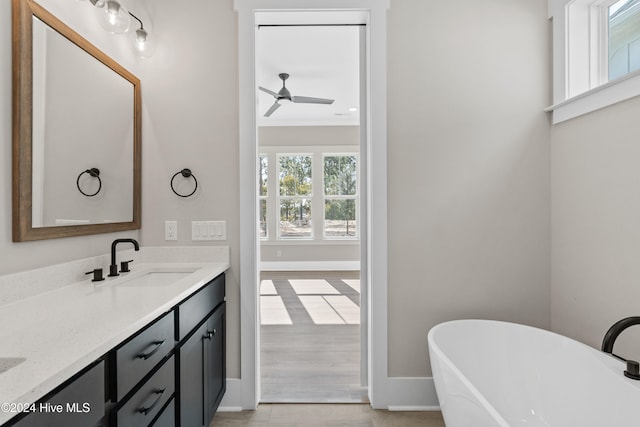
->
[259,86,279,98]
[264,101,281,117]
[291,96,335,105]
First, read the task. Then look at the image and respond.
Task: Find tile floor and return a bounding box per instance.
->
[260,272,363,402]
[210,404,446,427]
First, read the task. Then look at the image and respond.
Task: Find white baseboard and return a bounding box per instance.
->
[260,261,360,271]
[217,377,440,411]
[383,377,440,410]
[217,378,243,411]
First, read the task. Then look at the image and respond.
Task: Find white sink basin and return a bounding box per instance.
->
[110,269,197,287]
[0,358,25,374]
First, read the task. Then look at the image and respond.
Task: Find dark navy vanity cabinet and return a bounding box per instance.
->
[177,273,226,427]
[4,273,226,427]
[110,311,176,427]
[10,360,106,427]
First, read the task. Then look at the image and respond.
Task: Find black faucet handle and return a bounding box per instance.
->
[625,360,640,380]
[108,264,119,277]
[85,268,105,282]
[120,259,134,273]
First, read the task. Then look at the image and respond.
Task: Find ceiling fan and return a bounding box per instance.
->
[258,73,335,117]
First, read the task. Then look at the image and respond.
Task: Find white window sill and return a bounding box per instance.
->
[260,239,359,246]
[545,70,640,124]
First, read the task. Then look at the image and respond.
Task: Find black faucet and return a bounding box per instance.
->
[109,238,140,277]
[601,316,640,380]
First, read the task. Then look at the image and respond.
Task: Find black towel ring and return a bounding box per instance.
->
[76,168,102,197]
[171,168,198,197]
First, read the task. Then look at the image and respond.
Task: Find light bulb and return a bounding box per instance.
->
[95,0,130,34]
[132,28,155,58]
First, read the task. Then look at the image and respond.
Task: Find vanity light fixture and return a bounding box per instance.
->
[91,0,131,34]
[85,0,155,58]
[129,12,155,58]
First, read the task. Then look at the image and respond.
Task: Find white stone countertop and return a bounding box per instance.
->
[0,259,229,425]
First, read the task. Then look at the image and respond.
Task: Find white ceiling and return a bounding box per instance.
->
[255,25,360,127]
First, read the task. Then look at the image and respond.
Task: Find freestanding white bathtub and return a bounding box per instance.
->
[428,319,640,426]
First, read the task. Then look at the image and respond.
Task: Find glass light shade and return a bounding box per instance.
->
[95,0,130,34]
[132,28,155,58]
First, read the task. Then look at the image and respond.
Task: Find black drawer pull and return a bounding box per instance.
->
[204,329,217,340]
[138,388,166,415]
[136,340,166,360]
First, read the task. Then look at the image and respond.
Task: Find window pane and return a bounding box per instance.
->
[260,199,267,238]
[259,155,268,196]
[324,199,357,238]
[324,155,357,196]
[280,199,312,238]
[608,0,640,80]
[279,155,312,196]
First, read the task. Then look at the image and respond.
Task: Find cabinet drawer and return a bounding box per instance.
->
[116,355,174,427]
[12,360,105,427]
[150,398,174,427]
[115,312,174,400]
[176,274,224,340]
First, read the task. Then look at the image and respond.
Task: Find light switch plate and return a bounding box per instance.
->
[191,220,226,241]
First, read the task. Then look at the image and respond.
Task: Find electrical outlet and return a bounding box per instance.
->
[165,220,177,241]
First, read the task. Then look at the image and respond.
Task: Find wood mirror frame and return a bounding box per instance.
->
[12,0,141,242]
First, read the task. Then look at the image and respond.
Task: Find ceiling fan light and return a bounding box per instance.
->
[96,0,130,34]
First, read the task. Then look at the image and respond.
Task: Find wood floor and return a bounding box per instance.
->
[260,272,364,403]
[210,404,446,426]
[213,272,447,425]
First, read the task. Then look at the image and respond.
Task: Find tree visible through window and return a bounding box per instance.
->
[260,149,359,241]
[259,155,268,238]
[278,155,312,238]
[324,155,357,238]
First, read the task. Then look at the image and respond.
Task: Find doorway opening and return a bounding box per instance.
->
[237,0,389,409]
[255,22,366,403]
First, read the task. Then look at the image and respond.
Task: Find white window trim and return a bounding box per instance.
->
[259,154,268,240]
[262,147,360,242]
[322,153,360,240]
[548,0,640,123]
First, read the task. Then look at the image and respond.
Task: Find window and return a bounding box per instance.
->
[259,155,268,238]
[259,147,359,242]
[278,155,313,239]
[548,0,640,122]
[609,0,640,80]
[323,155,358,238]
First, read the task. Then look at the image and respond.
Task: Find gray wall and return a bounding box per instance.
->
[387,0,552,376]
[137,0,241,378]
[551,96,640,362]
[1,0,553,383]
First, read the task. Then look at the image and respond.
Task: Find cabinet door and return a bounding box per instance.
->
[205,304,226,423]
[178,321,207,427]
[12,361,105,427]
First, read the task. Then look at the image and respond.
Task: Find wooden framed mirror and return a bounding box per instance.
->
[12,0,141,242]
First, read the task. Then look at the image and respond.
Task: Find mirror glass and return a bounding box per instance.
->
[31,16,134,227]
[13,0,141,241]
